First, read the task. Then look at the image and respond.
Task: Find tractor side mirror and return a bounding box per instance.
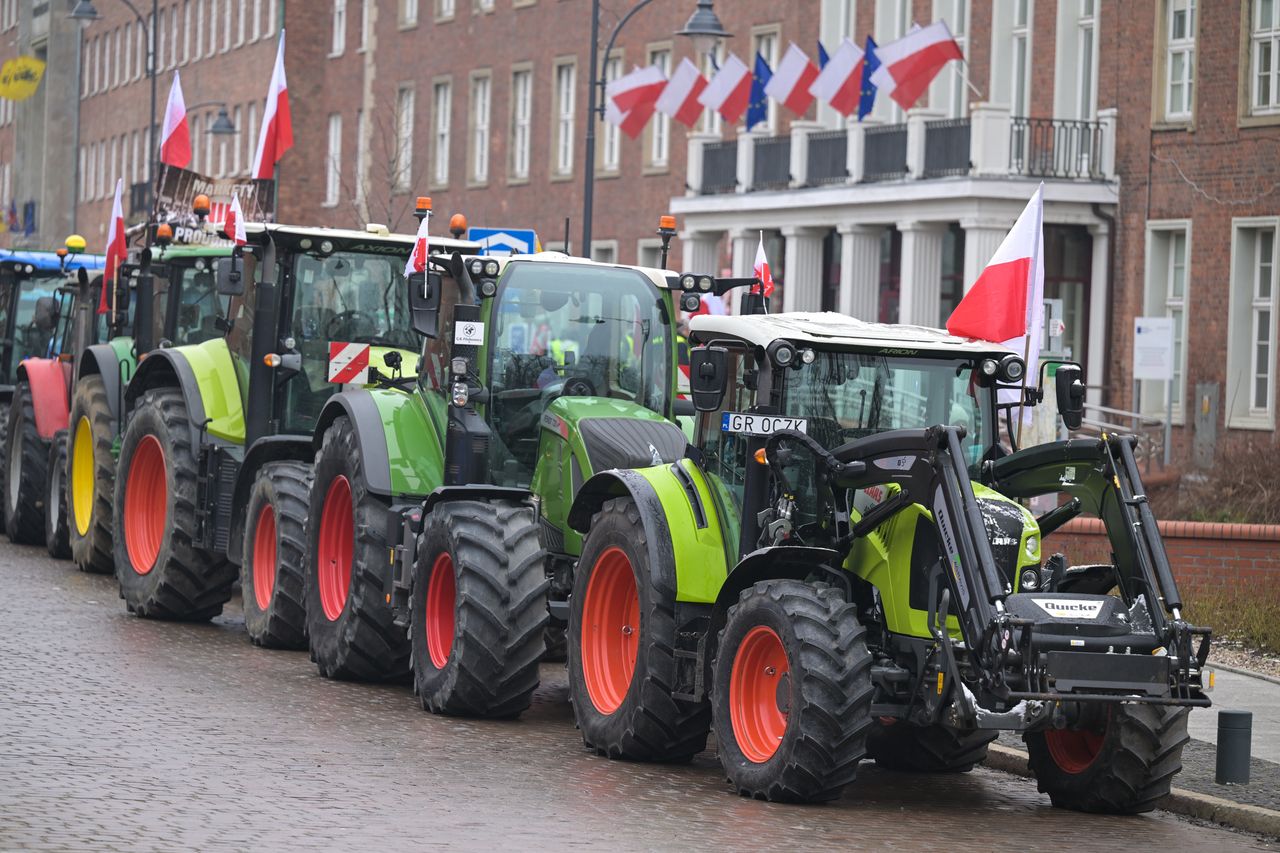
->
[216,254,244,296]
[408,271,442,338]
[1055,363,1086,430]
[689,345,729,412]
[32,296,57,332]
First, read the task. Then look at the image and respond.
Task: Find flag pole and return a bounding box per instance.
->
[1015,331,1031,448]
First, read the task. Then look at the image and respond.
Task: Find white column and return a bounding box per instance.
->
[838,224,881,320]
[729,228,758,314]
[789,120,822,188]
[961,218,1011,292]
[905,107,944,180]
[897,221,946,328]
[781,226,825,313]
[1085,222,1110,408]
[680,230,720,277]
[969,102,1012,177]
[847,115,877,184]
[1098,107,1118,180]
[736,130,760,194]
[684,132,719,197]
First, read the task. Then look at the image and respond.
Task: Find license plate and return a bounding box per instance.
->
[720,412,808,435]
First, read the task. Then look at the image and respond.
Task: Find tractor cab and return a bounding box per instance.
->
[146,243,230,349]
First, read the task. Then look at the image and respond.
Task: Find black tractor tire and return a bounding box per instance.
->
[305,416,410,681]
[68,375,117,574]
[543,622,567,663]
[412,500,548,718]
[5,380,48,545]
[113,388,235,621]
[0,402,10,535]
[1026,704,1190,814]
[867,721,997,772]
[567,497,710,762]
[241,460,311,649]
[711,579,873,803]
[44,429,71,559]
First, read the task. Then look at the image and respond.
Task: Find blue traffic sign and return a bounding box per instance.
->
[467,227,540,257]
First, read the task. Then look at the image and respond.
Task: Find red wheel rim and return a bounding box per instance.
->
[123,435,167,575]
[425,552,456,669]
[317,476,353,621]
[252,503,277,611]
[1045,727,1106,774]
[580,546,640,715]
[729,625,789,763]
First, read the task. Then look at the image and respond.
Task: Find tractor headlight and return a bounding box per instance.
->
[468,259,485,277]
[679,273,697,291]
[484,259,500,277]
[697,275,713,292]
[980,358,999,377]
[300,238,313,250]
[999,354,1026,383]
[800,348,816,364]
[767,340,796,368]
[681,293,701,312]
[479,279,497,298]
[451,381,469,407]
[1025,535,1039,559]
[320,240,334,255]
[1019,568,1040,590]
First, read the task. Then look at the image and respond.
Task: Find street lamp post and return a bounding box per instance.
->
[580,0,729,258]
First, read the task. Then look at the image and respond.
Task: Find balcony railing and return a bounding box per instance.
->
[863,123,908,182]
[752,135,791,190]
[701,140,738,194]
[1009,116,1103,180]
[922,118,971,177]
[806,129,848,185]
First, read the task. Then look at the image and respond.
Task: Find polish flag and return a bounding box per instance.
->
[946,183,1045,413]
[222,193,247,247]
[809,37,865,116]
[251,29,293,179]
[656,58,707,127]
[606,66,664,139]
[404,211,431,276]
[870,21,964,110]
[765,43,820,116]
[605,97,657,139]
[99,179,126,315]
[698,53,752,125]
[753,234,774,298]
[159,70,191,168]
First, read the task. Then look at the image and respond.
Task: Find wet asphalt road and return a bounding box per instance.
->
[0,543,1274,852]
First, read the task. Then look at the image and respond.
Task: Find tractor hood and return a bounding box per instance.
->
[541,396,686,476]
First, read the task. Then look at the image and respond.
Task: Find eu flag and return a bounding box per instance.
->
[747,52,772,131]
[858,35,879,121]
[817,40,829,69]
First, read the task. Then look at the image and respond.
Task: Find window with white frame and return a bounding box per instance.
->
[236,0,246,45]
[169,6,179,67]
[1012,0,1030,116]
[637,240,662,269]
[183,3,192,62]
[1253,0,1280,113]
[1077,0,1096,119]
[222,0,232,51]
[246,103,258,171]
[251,0,260,41]
[470,73,490,184]
[360,0,371,50]
[325,113,342,205]
[232,106,243,174]
[432,80,450,185]
[752,28,778,131]
[208,0,217,56]
[266,0,276,34]
[1143,224,1190,420]
[510,67,532,180]
[437,0,455,20]
[553,60,575,176]
[397,85,417,190]
[590,241,617,264]
[600,54,621,173]
[402,0,418,26]
[935,0,969,118]
[115,27,124,86]
[196,0,205,55]
[646,46,671,168]
[1166,0,1195,119]
[1228,222,1280,426]
[331,0,346,56]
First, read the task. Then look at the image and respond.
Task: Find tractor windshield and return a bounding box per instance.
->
[485,261,673,484]
[152,258,222,347]
[3,269,66,378]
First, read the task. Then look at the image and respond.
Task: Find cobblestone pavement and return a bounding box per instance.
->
[1,545,1275,852]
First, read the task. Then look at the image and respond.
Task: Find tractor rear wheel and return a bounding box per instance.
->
[241,461,311,649]
[567,497,710,761]
[68,375,116,574]
[113,388,235,620]
[711,580,873,803]
[305,416,409,681]
[44,429,71,559]
[412,500,548,717]
[1026,704,1189,813]
[5,380,48,545]
[867,721,997,772]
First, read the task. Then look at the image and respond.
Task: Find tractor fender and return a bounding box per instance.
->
[124,348,209,452]
[422,485,531,513]
[227,435,315,565]
[76,343,124,423]
[16,358,70,439]
[313,389,395,496]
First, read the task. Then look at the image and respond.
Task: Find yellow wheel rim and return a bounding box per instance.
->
[71,416,95,536]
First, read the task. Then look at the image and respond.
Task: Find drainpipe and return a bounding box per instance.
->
[1092,202,1116,410]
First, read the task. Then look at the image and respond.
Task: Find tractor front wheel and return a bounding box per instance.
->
[68,375,117,574]
[241,461,311,649]
[1026,704,1189,813]
[711,580,873,803]
[867,721,997,772]
[5,380,48,545]
[412,500,547,717]
[113,388,235,620]
[44,429,71,559]
[567,497,710,761]
[305,416,409,681]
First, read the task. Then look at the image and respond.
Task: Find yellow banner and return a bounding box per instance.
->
[0,56,46,101]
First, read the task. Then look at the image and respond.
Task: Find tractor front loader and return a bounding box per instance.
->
[565,309,1211,812]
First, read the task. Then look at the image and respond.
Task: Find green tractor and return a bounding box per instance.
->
[564,308,1211,813]
[113,218,478,652]
[306,232,708,706]
[67,238,231,572]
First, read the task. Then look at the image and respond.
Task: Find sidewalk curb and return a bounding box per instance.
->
[1210,661,1280,687]
[984,744,1280,839]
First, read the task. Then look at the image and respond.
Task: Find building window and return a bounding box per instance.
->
[510,67,532,181]
[266,0,276,35]
[600,54,621,173]
[636,240,662,269]
[360,0,371,50]
[1077,0,1096,119]
[208,0,217,56]
[251,0,260,41]
[751,28,779,131]
[1228,222,1279,427]
[431,80,450,185]
[325,113,342,205]
[183,2,193,62]
[646,46,671,169]
[236,0,246,46]
[1012,0,1030,116]
[354,108,366,204]
[552,59,575,177]
[331,0,346,56]
[590,241,618,264]
[402,0,418,26]
[1166,0,1195,120]
[1143,223,1190,421]
[246,103,259,172]
[1253,0,1280,114]
[232,105,243,174]
[938,0,969,118]
[470,73,490,184]
[396,85,417,191]
[436,0,455,20]
[116,26,124,86]
[169,5,179,67]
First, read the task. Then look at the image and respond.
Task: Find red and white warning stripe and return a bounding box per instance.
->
[328,341,371,384]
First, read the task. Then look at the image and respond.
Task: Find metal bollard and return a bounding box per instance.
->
[1215,710,1253,785]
